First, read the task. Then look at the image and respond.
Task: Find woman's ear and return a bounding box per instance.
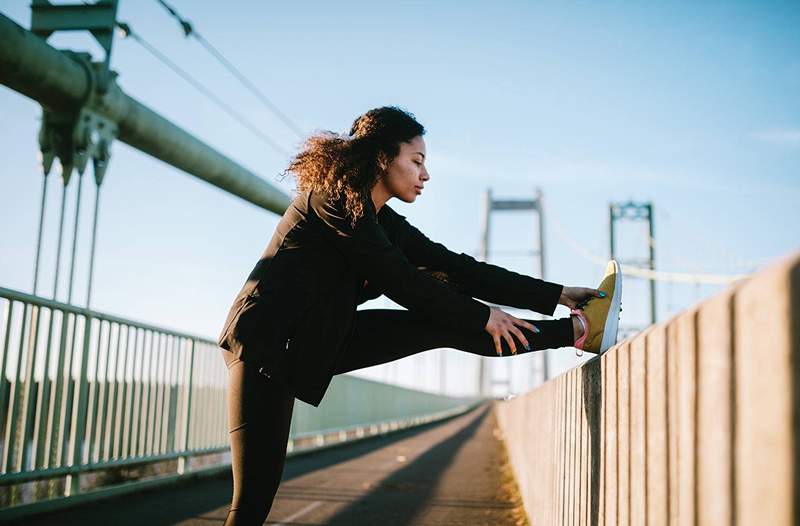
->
[376,151,390,172]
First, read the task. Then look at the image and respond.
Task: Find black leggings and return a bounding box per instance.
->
[221,309,574,525]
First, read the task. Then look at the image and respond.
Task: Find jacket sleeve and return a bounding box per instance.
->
[386,207,564,316]
[310,192,491,330]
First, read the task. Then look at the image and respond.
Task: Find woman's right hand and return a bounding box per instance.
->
[484,307,539,356]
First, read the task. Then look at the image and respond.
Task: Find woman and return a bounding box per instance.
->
[217,106,622,525]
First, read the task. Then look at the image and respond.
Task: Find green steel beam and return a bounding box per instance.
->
[0,12,291,215]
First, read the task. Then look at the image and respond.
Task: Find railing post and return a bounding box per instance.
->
[177,339,196,475]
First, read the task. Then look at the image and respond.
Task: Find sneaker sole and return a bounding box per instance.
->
[599,260,623,354]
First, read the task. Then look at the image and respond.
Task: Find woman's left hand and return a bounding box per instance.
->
[559,286,605,309]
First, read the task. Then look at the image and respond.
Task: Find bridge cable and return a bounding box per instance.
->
[153,0,305,139]
[116,21,292,158]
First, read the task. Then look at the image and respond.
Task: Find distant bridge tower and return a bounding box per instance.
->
[477,188,547,398]
[609,201,656,332]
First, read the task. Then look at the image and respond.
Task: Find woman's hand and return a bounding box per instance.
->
[559,286,605,309]
[484,307,539,356]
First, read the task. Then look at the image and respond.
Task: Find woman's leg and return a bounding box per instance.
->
[221,349,295,526]
[333,309,574,375]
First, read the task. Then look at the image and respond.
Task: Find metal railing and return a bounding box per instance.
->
[0,285,481,515]
[0,286,226,503]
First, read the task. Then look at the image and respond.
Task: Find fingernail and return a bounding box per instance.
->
[524,343,531,351]
[599,291,607,298]
[533,326,541,333]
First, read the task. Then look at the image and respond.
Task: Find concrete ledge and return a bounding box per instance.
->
[495,251,800,526]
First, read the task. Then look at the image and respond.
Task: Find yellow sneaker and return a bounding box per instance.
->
[571,260,623,354]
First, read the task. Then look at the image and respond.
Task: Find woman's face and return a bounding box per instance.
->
[381,135,430,203]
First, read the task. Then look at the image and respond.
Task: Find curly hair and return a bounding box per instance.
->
[284,106,425,225]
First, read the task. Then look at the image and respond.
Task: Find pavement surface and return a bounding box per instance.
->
[22,402,530,525]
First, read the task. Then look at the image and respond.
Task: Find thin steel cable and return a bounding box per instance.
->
[117,22,291,158]
[153,0,304,138]
[66,172,84,303]
[52,181,69,301]
[32,172,50,296]
[86,183,101,309]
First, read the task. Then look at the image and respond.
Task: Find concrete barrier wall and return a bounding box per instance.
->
[495,252,800,526]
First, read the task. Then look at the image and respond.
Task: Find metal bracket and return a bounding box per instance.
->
[37,54,118,186]
[30,0,119,93]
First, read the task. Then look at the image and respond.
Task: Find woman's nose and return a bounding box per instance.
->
[421,167,430,181]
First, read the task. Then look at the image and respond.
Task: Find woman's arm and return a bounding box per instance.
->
[310,192,491,330]
[385,206,564,316]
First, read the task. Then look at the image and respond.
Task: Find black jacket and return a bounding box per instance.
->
[217,189,563,406]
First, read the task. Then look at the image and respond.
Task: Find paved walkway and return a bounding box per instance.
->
[22,403,529,526]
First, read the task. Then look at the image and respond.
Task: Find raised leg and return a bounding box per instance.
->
[332,309,574,375]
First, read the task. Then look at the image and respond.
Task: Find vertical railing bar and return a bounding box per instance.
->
[107,324,127,460]
[171,338,183,456]
[156,332,167,454]
[106,324,119,460]
[177,339,195,474]
[44,309,67,469]
[161,335,179,453]
[159,334,175,453]
[0,302,17,471]
[53,312,78,469]
[191,344,201,454]
[98,321,118,461]
[186,344,194,454]
[163,336,175,454]
[143,331,158,456]
[192,345,208,456]
[19,303,44,472]
[157,333,175,453]
[165,335,180,453]
[122,327,139,459]
[65,313,94,496]
[198,346,206,452]
[84,319,104,464]
[155,332,167,454]
[3,301,32,472]
[122,327,144,458]
[131,329,144,459]
[158,334,168,455]
[0,300,16,468]
[32,306,55,469]
[129,328,144,459]
[118,326,135,460]
[153,331,165,455]
[139,330,154,457]
[132,329,145,458]
[89,320,105,462]
[198,348,211,451]
[92,321,115,462]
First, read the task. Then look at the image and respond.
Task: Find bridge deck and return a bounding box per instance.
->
[16,403,529,525]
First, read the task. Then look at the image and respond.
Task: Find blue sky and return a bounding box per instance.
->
[1,1,798,394]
